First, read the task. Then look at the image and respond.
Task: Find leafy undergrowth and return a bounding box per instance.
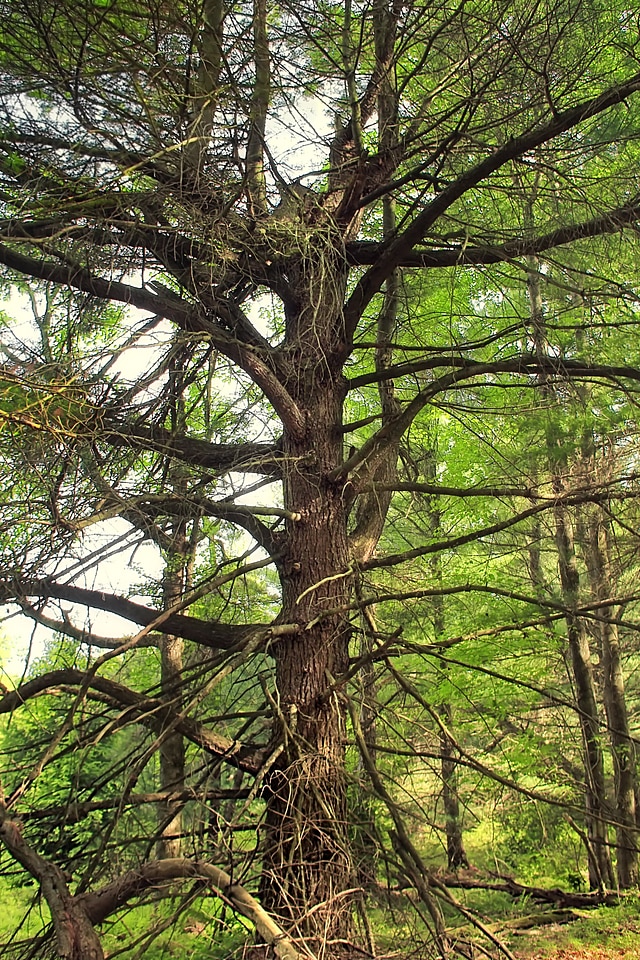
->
[510,903,640,960]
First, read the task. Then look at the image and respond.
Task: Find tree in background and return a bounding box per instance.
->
[2,0,640,957]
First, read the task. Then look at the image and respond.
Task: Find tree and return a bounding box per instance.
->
[2,0,640,956]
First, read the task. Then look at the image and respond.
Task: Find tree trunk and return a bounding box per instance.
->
[156,359,190,860]
[524,247,612,890]
[439,700,469,870]
[555,501,614,890]
[157,555,186,860]
[423,440,468,871]
[354,598,381,890]
[586,509,637,887]
[260,265,356,942]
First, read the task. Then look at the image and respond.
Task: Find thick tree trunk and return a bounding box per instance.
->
[260,263,356,943]
[261,436,352,936]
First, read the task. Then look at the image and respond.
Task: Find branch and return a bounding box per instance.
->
[0,803,103,960]
[358,470,640,502]
[362,492,637,571]
[0,133,178,184]
[18,789,250,823]
[0,577,257,649]
[360,480,533,498]
[0,669,268,774]
[104,423,283,476]
[343,71,640,335]
[15,599,137,650]
[0,247,306,436]
[324,582,640,634]
[345,197,640,268]
[78,859,302,960]
[347,353,640,391]
[436,874,618,908]
[88,493,296,556]
[338,354,640,488]
[0,243,203,327]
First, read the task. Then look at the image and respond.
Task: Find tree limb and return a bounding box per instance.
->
[78,858,302,960]
[343,71,640,336]
[0,577,257,649]
[103,423,283,476]
[0,802,103,960]
[345,197,640,268]
[0,669,269,774]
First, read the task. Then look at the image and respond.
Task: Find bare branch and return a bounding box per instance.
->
[0,669,269,774]
[0,577,258,649]
[344,72,640,335]
[78,858,302,960]
[346,197,640,268]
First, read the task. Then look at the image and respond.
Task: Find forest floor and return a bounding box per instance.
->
[507,903,640,959]
[515,950,637,960]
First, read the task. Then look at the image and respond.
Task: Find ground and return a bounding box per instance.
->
[519,951,636,960]
[510,904,640,960]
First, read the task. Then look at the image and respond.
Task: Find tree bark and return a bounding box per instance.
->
[259,260,357,942]
[586,508,637,887]
[439,700,469,871]
[554,502,614,890]
[157,579,186,859]
[424,443,469,871]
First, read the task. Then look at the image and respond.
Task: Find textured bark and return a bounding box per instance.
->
[259,262,357,941]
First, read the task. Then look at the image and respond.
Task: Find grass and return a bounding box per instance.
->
[508,901,640,958]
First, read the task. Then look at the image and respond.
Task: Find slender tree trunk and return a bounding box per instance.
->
[586,508,637,887]
[438,700,469,870]
[554,500,614,889]
[157,354,190,860]
[430,514,468,869]
[353,586,381,891]
[420,436,469,871]
[525,245,613,889]
[157,542,187,860]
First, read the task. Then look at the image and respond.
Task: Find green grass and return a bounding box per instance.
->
[508,901,640,958]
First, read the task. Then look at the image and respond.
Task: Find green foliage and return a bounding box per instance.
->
[2,0,640,956]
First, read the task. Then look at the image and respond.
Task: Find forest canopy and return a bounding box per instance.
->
[1,0,640,958]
